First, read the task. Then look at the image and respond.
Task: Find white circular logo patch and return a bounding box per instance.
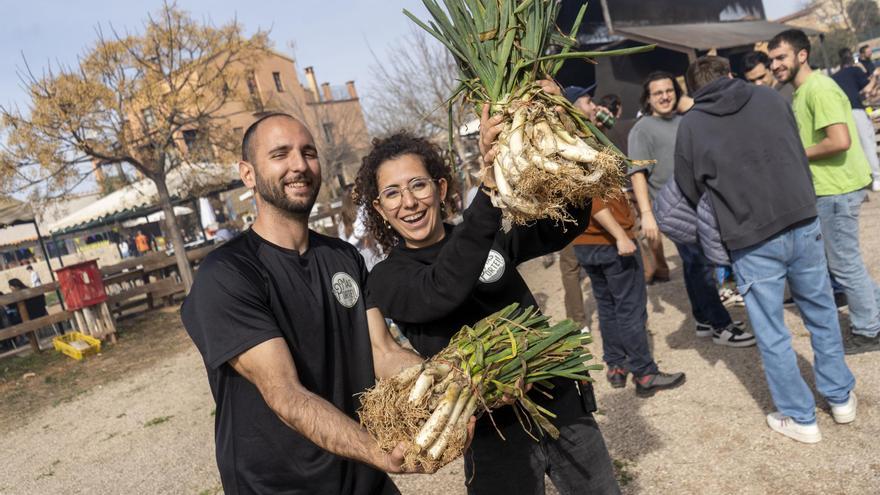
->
[479,250,506,284]
[331,272,360,308]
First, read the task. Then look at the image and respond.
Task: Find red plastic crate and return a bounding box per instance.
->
[56,260,107,310]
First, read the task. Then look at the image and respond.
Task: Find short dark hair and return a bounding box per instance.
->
[768,29,811,58]
[8,278,26,290]
[860,45,871,55]
[597,94,622,116]
[241,112,296,162]
[640,71,683,116]
[742,51,770,73]
[839,48,854,67]
[686,56,731,93]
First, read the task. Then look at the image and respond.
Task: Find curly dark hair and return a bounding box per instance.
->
[353,132,453,253]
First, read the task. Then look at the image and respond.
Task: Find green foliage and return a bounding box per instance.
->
[403,0,653,106]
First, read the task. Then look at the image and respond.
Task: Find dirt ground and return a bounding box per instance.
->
[2,200,880,495]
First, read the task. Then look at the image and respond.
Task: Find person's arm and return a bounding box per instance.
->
[860,71,876,96]
[592,206,636,256]
[501,201,591,265]
[366,307,423,379]
[369,187,501,325]
[673,122,702,207]
[805,123,851,160]
[629,171,658,243]
[228,339,415,474]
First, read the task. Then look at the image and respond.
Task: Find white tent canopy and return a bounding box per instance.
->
[48,162,239,234]
[121,206,194,228]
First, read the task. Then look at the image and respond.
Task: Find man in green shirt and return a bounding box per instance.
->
[770,29,880,355]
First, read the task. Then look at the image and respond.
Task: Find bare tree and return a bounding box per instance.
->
[0,2,269,291]
[364,28,472,165]
[811,0,854,31]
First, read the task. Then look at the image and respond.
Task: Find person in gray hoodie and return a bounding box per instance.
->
[674,56,856,444]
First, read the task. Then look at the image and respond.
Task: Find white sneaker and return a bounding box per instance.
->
[830,392,857,424]
[766,412,821,444]
[872,180,880,192]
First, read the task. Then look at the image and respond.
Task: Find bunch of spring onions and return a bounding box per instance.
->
[404,0,652,223]
[359,303,599,471]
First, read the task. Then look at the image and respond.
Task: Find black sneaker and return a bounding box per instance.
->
[606,366,628,388]
[844,333,880,355]
[634,371,686,397]
[783,297,796,307]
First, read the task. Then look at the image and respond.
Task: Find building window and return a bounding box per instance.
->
[142,108,156,128]
[183,129,214,161]
[322,123,334,144]
[246,71,263,111]
[246,72,258,95]
[272,72,284,92]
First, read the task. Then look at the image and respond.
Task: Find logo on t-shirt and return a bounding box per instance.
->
[479,250,506,284]
[331,272,360,308]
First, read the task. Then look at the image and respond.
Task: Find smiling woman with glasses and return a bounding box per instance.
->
[353,129,619,494]
[377,177,438,210]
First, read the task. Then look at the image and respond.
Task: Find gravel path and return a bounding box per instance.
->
[3,199,880,494]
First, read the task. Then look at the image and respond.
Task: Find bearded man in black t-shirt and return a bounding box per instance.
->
[182,113,432,495]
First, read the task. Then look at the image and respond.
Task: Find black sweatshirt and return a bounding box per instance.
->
[367,188,594,429]
[674,77,817,251]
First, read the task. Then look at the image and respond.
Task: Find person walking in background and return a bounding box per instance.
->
[627,72,676,285]
[26,265,41,288]
[338,184,383,271]
[629,71,753,347]
[858,45,875,76]
[135,230,150,255]
[676,55,856,443]
[770,29,880,355]
[572,186,685,396]
[832,48,880,191]
[597,93,659,285]
[553,83,606,332]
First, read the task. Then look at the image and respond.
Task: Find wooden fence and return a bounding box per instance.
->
[0,244,215,357]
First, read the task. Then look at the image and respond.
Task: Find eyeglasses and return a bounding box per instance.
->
[376,177,437,209]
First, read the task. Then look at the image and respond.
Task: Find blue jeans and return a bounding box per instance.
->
[730,218,855,424]
[674,242,733,329]
[816,189,880,338]
[573,245,658,377]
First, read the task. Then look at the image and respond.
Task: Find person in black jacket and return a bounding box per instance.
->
[675,56,856,444]
[354,104,619,493]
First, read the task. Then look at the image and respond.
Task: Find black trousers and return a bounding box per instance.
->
[464,398,619,495]
[574,244,658,377]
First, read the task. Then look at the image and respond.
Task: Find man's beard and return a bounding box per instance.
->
[778,60,800,85]
[254,169,321,217]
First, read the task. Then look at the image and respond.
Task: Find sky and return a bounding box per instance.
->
[0,0,805,113]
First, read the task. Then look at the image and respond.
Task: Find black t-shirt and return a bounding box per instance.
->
[182,229,397,495]
[368,190,595,436]
[832,66,869,110]
[860,57,876,77]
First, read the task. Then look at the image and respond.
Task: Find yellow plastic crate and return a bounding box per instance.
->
[53,332,102,361]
